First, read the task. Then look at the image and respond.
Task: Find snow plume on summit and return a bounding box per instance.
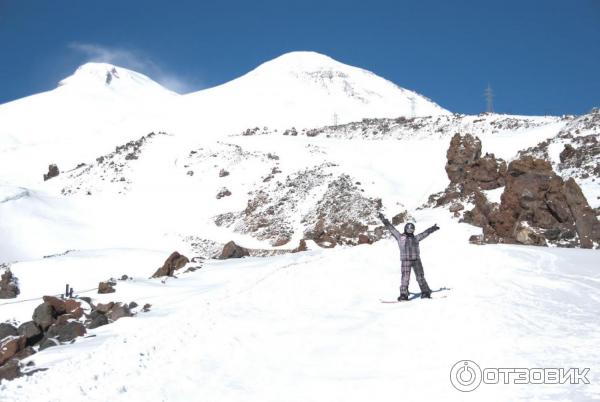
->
[58,63,178,97]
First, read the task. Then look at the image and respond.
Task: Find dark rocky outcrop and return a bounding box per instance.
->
[0,335,26,366]
[427,133,506,209]
[0,267,20,299]
[43,164,60,181]
[151,251,190,278]
[301,175,387,247]
[217,241,250,259]
[465,156,600,247]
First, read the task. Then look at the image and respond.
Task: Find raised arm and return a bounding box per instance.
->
[377,212,402,241]
[416,224,440,241]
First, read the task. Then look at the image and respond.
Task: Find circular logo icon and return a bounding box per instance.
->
[450,360,482,392]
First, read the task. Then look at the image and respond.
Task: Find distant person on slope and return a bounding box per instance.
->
[377,212,439,301]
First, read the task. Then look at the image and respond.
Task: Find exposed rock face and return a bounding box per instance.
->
[466,156,600,247]
[0,267,20,299]
[151,252,190,278]
[43,164,59,181]
[445,132,507,190]
[214,164,336,246]
[445,133,482,184]
[219,168,229,177]
[563,178,600,248]
[301,174,385,247]
[217,241,250,259]
[427,133,506,209]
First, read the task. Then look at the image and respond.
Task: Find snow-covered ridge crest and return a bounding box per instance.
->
[57,62,177,96]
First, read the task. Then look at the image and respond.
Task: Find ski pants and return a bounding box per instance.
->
[400,258,431,297]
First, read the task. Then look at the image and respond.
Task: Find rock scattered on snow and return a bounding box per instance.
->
[0,266,20,299]
[43,164,60,181]
[217,241,250,259]
[151,251,190,278]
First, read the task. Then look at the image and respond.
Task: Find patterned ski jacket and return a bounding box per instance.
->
[383,221,436,261]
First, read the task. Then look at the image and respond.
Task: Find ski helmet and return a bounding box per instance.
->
[404,222,415,234]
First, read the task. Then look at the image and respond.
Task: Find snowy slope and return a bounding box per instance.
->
[1,208,598,401]
[0,63,178,187]
[1,52,599,402]
[0,52,448,187]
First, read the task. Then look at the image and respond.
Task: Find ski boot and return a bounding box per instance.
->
[397,294,409,302]
[421,291,431,299]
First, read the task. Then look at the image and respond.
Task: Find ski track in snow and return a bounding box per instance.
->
[1,208,599,402]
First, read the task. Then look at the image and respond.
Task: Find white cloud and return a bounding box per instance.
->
[68,42,197,93]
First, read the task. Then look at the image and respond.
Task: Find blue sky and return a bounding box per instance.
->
[1,0,598,115]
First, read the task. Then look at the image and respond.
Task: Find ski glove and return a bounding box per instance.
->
[377,212,390,225]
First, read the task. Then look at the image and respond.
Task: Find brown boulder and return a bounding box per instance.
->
[107,303,133,322]
[291,239,308,253]
[0,336,26,366]
[95,302,114,314]
[45,320,86,343]
[64,299,83,319]
[98,281,116,294]
[217,241,250,259]
[42,295,67,315]
[0,359,21,382]
[152,251,190,277]
[17,322,43,346]
[358,234,372,244]
[32,302,56,330]
[86,311,108,329]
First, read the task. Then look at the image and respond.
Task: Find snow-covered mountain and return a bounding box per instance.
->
[0,52,448,187]
[0,52,599,401]
[175,51,449,132]
[0,63,177,187]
